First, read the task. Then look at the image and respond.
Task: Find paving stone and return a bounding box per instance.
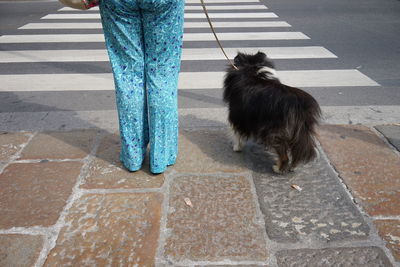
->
[375,124,400,152]
[0,234,44,267]
[195,265,268,267]
[81,134,164,189]
[317,125,400,217]
[374,220,400,262]
[173,128,248,173]
[0,161,82,228]
[246,143,369,243]
[0,131,30,162]
[45,193,162,266]
[164,175,268,262]
[19,129,99,160]
[276,247,392,267]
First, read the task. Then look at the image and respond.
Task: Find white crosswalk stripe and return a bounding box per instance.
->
[58,5,268,11]
[0,32,309,43]
[178,70,379,88]
[19,21,291,29]
[185,12,277,18]
[40,12,278,19]
[186,4,267,10]
[0,70,379,92]
[0,47,336,63]
[1,0,386,126]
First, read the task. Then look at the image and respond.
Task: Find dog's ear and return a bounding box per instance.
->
[256,51,267,59]
[255,51,267,62]
[234,53,246,66]
[256,51,274,68]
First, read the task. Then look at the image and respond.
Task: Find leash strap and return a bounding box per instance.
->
[199,0,239,71]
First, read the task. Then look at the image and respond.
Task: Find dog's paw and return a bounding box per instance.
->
[233,144,243,152]
[272,164,282,174]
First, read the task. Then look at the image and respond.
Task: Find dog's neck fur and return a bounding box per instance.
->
[257,66,278,80]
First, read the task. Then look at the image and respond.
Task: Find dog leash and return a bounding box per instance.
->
[199,0,239,71]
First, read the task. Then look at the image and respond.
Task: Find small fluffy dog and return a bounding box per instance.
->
[223,52,321,174]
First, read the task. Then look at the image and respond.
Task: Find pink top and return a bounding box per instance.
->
[83,0,99,9]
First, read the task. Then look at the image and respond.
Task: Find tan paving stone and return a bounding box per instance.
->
[0,234,44,267]
[0,161,82,228]
[19,129,99,160]
[173,129,248,173]
[165,175,268,262]
[374,220,400,262]
[81,134,164,189]
[45,193,162,266]
[317,125,400,216]
[0,132,31,162]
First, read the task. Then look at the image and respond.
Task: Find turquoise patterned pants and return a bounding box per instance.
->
[99,0,184,174]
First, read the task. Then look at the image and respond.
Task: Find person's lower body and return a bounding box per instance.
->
[99,0,184,174]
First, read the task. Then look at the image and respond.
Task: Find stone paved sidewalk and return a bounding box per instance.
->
[0,124,399,267]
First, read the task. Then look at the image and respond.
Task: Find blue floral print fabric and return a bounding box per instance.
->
[99,0,185,174]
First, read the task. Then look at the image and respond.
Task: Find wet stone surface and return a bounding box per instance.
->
[81,134,164,189]
[246,143,369,243]
[164,174,268,262]
[375,124,400,152]
[276,247,392,267]
[317,125,400,217]
[0,234,43,267]
[374,220,400,262]
[0,131,30,162]
[0,161,82,228]
[173,128,248,173]
[19,129,99,160]
[45,193,162,266]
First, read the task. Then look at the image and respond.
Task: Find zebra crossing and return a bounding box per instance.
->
[1,0,397,130]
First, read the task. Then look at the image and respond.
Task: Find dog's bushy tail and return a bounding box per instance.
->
[290,123,317,167]
[289,98,321,167]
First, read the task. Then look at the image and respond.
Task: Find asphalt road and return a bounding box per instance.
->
[0,0,399,131]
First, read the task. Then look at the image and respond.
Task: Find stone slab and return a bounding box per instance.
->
[173,129,248,173]
[196,265,268,267]
[0,234,43,267]
[45,193,162,266]
[164,175,268,262]
[0,131,30,162]
[195,265,268,267]
[375,124,400,152]
[246,143,369,243]
[19,129,99,160]
[317,125,400,217]
[276,247,392,267]
[0,161,82,228]
[374,220,400,262]
[81,134,164,189]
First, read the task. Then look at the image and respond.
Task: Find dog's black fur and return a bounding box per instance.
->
[223,52,321,173]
